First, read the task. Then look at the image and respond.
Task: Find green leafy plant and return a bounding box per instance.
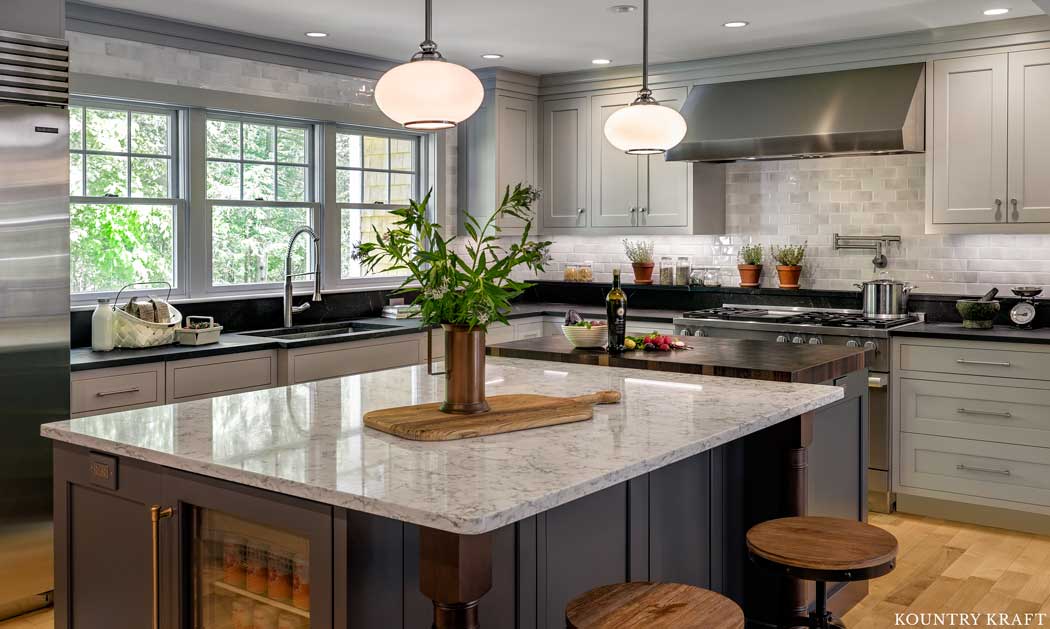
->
[738,243,764,265]
[353,184,551,329]
[623,239,655,264]
[770,242,808,266]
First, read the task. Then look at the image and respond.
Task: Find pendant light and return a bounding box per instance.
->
[603,0,687,154]
[374,0,484,130]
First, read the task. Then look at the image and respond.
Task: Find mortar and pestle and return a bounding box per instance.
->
[956,288,1000,329]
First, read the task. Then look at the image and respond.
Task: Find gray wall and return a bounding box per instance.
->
[3,0,65,39]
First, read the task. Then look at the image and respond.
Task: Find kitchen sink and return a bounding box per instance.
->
[246,321,404,341]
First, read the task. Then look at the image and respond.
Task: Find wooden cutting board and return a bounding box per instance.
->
[363,390,621,441]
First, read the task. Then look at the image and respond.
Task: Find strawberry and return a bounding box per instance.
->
[658,343,671,351]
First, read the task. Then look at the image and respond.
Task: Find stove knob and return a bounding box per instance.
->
[863,341,878,353]
[846,339,861,348]
[693,329,707,337]
[791,336,805,344]
[776,335,789,343]
[808,336,823,345]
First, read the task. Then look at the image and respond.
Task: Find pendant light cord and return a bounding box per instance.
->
[417,0,440,58]
[425,0,433,44]
[642,0,649,92]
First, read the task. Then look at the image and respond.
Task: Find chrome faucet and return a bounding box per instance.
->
[283,226,322,327]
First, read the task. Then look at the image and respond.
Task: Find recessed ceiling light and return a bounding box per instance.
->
[723,21,750,28]
[592,58,613,65]
[608,4,637,13]
[983,7,1010,15]
[481,53,503,60]
[305,32,328,38]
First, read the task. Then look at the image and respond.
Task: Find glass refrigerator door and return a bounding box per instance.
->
[193,508,311,629]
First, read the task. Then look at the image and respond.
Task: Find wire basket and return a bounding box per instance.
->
[111,282,183,348]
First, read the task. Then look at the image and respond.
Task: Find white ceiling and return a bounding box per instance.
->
[80,0,1047,74]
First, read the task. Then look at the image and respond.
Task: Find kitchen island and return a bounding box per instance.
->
[44,357,849,629]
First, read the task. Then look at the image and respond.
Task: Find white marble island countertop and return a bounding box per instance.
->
[42,357,843,534]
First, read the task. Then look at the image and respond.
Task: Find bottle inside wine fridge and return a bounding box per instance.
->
[606,268,628,353]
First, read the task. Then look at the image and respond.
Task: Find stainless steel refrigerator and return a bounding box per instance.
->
[0,29,69,618]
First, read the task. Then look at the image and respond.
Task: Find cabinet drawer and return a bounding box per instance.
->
[487,323,516,345]
[71,364,162,415]
[900,378,1050,448]
[167,350,277,402]
[289,338,420,384]
[898,342,1050,380]
[515,321,544,340]
[900,433,1050,507]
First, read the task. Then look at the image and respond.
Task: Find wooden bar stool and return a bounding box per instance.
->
[566,582,744,629]
[746,516,898,629]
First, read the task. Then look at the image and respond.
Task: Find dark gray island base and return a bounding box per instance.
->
[46,359,860,629]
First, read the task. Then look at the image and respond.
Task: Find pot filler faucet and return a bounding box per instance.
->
[284,226,322,327]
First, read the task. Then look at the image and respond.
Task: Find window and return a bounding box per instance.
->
[69,102,180,295]
[205,116,317,288]
[335,130,420,279]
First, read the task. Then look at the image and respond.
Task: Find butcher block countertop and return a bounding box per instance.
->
[488,335,870,384]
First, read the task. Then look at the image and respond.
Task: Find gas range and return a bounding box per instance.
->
[672,304,921,371]
[672,303,921,515]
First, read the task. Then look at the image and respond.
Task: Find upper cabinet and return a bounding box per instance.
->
[540,97,589,229]
[929,49,1050,232]
[459,87,538,236]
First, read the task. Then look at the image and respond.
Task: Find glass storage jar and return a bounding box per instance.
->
[577,262,593,283]
[659,257,674,285]
[702,267,722,287]
[563,264,579,282]
[675,257,691,286]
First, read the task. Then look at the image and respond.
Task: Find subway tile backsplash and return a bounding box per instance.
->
[519,155,1050,296]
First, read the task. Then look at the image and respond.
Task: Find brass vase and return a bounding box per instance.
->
[440,324,490,414]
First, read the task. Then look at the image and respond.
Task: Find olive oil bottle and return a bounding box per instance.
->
[606,268,628,353]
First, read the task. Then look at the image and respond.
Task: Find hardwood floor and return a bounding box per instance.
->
[3,513,1047,629]
[843,513,1050,628]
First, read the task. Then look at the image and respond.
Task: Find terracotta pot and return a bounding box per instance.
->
[776,265,803,289]
[631,262,655,285]
[737,264,763,288]
[440,324,490,414]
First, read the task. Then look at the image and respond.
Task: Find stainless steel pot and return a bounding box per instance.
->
[854,279,915,316]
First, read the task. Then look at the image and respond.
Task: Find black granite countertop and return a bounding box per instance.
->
[70,305,678,371]
[890,322,1050,345]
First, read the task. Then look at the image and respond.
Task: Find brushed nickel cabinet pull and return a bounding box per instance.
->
[994,198,1002,221]
[956,463,1011,476]
[151,504,174,629]
[577,207,586,214]
[96,386,141,397]
[1011,198,1019,221]
[955,358,1011,367]
[957,408,1012,418]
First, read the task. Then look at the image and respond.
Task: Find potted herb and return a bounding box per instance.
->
[770,242,807,289]
[354,184,551,414]
[737,243,763,288]
[623,239,656,285]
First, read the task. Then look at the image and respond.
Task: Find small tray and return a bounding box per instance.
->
[176,316,223,346]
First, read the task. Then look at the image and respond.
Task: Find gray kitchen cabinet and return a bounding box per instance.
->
[540,97,589,229]
[165,349,278,403]
[638,87,691,228]
[279,334,424,385]
[459,88,538,236]
[928,45,1050,232]
[590,91,643,228]
[71,362,165,417]
[1008,48,1050,223]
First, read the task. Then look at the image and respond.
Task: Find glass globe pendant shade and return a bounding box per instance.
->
[375,58,484,130]
[604,97,688,155]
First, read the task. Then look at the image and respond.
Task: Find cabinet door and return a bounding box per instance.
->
[591,92,641,227]
[496,94,537,231]
[541,97,589,228]
[54,446,168,629]
[931,55,1008,224]
[1008,48,1050,223]
[164,469,333,629]
[640,87,691,227]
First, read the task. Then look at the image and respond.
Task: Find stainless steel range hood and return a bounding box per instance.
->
[665,63,925,162]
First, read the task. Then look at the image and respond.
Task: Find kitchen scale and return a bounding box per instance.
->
[1009,286,1042,328]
